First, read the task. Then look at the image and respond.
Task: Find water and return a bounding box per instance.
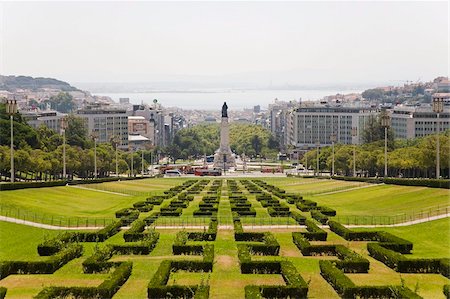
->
[94,88,364,110]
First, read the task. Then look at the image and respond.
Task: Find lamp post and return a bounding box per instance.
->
[91,133,98,179]
[60,117,67,179]
[130,148,134,177]
[330,133,336,177]
[6,100,17,183]
[141,150,145,177]
[433,97,444,179]
[111,135,120,177]
[352,127,357,177]
[316,141,320,176]
[381,111,391,177]
[150,150,154,176]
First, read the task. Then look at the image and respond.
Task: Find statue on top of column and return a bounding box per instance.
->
[221,102,228,118]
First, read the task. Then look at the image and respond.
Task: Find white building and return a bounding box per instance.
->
[390,105,450,139]
[288,106,379,149]
[22,109,67,133]
[77,103,129,149]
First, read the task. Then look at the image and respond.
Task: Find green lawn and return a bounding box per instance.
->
[0,178,187,223]
[0,218,449,298]
[260,177,369,194]
[307,184,450,217]
[0,177,449,298]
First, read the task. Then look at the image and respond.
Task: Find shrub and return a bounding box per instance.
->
[0,180,67,191]
[0,244,83,279]
[302,219,327,241]
[123,219,146,242]
[444,285,450,298]
[441,259,450,278]
[35,262,132,299]
[0,287,6,299]
[113,232,160,255]
[82,245,115,273]
[311,210,329,224]
[291,211,306,225]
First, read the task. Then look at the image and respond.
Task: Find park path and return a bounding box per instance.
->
[1,212,448,230]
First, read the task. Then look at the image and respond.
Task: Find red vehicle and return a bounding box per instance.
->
[194,167,222,176]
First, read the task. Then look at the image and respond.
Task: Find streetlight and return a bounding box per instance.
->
[60,117,67,180]
[330,133,336,177]
[91,133,98,179]
[6,99,17,183]
[381,111,391,177]
[130,148,134,177]
[352,127,357,177]
[433,96,444,179]
[111,135,120,177]
[141,149,145,177]
[316,140,320,176]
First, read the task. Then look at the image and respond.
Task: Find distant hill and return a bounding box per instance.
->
[0,75,79,92]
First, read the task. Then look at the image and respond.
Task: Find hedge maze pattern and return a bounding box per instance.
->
[0,178,449,298]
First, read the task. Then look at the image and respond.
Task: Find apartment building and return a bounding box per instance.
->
[288,106,379,149]
[77,103,129,149]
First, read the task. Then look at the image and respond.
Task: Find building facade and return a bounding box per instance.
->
[77,104,129,149]
[390,106,450,139]
[289,106,379,149]
[22,110,67,133]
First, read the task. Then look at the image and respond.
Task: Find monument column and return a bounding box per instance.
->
[213,102,236,170]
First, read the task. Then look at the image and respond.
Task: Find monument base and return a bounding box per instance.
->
[213,150,236,170]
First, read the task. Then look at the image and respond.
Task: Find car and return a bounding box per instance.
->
[165,169,182,177]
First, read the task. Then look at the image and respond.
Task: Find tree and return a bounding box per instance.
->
[250,135,262,157]
[48,92,76,113]
[361,113,394,145]
[66,115,89,148]
[0,103,40,149]
[362,88,385,100]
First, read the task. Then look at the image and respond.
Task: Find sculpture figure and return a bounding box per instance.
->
[222,102,228,118]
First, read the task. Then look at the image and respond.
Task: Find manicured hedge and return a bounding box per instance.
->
[328,221,378,241]
[290,210,306,225]
[0,180,67,191]
[302,219,327,241]
[319,260,422,299]
[332,176,450,189]
[311,210,329,224]
[35,262,132,299]
[82,246,116,273]
[112,233,160,255]
[147,247,213,299]
[0,244,83,279]
[38,220,123,255]
[444,284,450,298]
[367,243,445,275]
[123,219,151,242]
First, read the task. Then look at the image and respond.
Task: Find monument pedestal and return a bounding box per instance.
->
[213,116,236,169]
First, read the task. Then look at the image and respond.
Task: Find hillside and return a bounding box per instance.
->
[0,75,79,92]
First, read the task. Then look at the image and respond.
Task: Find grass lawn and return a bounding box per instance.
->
[0,178,187,222]
[0,177,449,298]
[307,184,450,216]
[87,177,189,195]
[2,218,449,298]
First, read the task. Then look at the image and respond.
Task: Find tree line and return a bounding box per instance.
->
[302,132,450,178]
[164,123,279,162]
[0,103,152,180]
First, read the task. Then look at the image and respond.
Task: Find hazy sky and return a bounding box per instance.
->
[0,1,448,87]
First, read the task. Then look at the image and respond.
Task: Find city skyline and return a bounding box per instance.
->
[1,1,448,88]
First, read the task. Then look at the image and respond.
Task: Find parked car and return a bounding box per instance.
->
[165,169,182,177]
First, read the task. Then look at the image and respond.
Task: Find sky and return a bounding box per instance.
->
[0,1,448,88]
